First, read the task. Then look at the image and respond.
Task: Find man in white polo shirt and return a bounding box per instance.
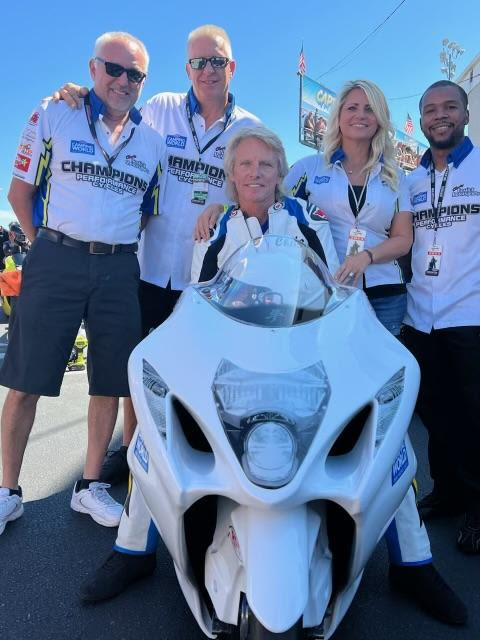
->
[54,24,260,603]
[0,31,165,535]
[401,80,480,553]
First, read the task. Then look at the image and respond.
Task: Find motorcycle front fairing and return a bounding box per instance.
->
[127,236,419,637]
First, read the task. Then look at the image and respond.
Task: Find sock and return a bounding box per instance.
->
[1,486,22,497]
[75,478,99,492]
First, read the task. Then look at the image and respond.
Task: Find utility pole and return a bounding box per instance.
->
[440,38,465,80]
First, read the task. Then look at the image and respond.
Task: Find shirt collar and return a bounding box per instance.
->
[88,89,142,125]
[186,88,235,119]
[330,147,384,165]
[420,136,473,169]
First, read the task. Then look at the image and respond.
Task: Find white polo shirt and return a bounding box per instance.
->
[404,137,480,332]
[284,151,411,288]
[12,91,166,245]
[138,89,260,289]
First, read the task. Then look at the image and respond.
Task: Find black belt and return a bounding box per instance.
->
[37,228,137,255]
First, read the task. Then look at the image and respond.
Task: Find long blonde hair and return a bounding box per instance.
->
[323,79,398,191]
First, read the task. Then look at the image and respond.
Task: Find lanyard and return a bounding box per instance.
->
[84,94,135,169]
[185,97,233,158]
[430,163,449,241]
[346,173,369,224]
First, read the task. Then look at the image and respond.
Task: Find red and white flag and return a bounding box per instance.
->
[298,46,306,76]
[404,113,414,135]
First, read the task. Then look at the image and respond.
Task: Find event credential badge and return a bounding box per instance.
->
[425,244,442,276]
[347,228,366,256]
[191,172,209,205]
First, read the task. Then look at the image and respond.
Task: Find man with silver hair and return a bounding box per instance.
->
[54,24,262,603]
[0,31,165,534]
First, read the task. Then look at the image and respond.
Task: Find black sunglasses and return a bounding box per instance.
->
[95,57,146,84]
[188,56,230,70]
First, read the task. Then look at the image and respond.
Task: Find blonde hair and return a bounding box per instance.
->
[224,127,288,202]
[323,79,398,190]
[93,32,149,71]
[187,25,233,59]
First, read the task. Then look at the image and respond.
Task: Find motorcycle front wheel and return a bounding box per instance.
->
[228,595,303,640]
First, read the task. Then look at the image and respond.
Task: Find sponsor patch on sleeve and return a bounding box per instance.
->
[14,154,31,172]
[134,433,149,473]
[166,134,187,149]
[412,191,427,206]
[314,175,330,185]
[391,441,409,485]
[28,111,40,126]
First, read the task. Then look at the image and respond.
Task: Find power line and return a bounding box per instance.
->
[315,0,408,80]
[388,71,480,102]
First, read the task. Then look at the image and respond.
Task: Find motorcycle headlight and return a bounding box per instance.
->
[213,359,330,488]
[375,368,405,447]
[243,419,297,487]
[143,359,169,438]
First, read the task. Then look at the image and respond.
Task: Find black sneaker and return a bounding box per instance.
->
[389,563,467,626]
[457,510,480,554]
[99,446,129,485]
[79,551,156,603]
[417,489,463,518]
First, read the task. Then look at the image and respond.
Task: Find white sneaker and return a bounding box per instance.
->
[70,481,123,527]
[0,487,24,535]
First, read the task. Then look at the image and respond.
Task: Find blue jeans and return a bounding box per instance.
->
[369,293,407,337]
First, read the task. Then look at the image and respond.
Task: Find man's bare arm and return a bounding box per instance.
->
[8,179,38,243]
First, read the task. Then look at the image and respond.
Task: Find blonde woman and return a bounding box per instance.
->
[286,79,411,336]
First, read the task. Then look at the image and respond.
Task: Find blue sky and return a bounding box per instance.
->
[0,0,478,225]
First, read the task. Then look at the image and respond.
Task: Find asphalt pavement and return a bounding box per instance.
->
[0,318,478,640]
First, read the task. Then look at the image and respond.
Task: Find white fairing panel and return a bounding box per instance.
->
[127,237,419,636]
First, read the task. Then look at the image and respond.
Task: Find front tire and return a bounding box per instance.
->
[228,595,303,639]
[248,616,302,639]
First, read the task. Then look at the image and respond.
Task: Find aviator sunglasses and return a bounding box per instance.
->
[95,57,146,84]
[188,56,230,70]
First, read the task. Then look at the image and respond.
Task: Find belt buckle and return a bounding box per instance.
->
[89,242,112,255]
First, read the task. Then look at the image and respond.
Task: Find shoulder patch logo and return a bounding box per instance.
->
[28,111,40,126]
[70,140,95,155]
[166,134,187,149]
[412,191,427,206]
[314,175,330,185]
[14,154,31,172]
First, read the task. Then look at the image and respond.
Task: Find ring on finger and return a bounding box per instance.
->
[348,271,355,277]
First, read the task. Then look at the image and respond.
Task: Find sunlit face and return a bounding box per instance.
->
[339,88,379,144]
[89,38,147,117]
[186,34,235,106]
[231,138,280,212]
[420,85,468,151]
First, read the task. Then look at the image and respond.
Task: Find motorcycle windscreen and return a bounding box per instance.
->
[195,235,349,327]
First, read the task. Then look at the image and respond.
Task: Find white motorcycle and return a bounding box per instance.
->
[127,235,419,639]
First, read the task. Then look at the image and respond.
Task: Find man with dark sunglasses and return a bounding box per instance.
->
[0,32,166,536]
[55,24,260,603]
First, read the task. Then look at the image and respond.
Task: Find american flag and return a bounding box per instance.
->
[404,113,414,135]
[298,46,306,76]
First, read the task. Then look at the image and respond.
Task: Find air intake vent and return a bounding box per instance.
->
[172,398,213,453]
[328,404,371,457]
